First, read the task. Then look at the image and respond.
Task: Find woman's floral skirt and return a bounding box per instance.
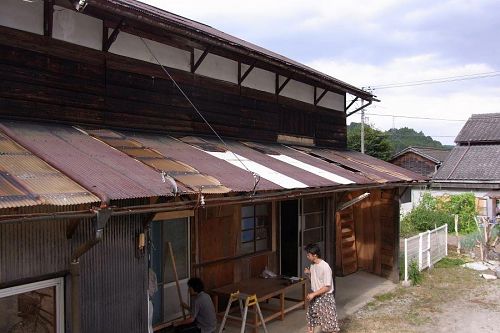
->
[306,293,340,332]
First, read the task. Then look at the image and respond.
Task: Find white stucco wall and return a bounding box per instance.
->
[240,65,275,94]
[194,49,238,84]
[317,89,345,112]
[279,78,314,104]
[0,0,43,35]
[0,1,346,111]
[109,32,191,71]
[52,6,102,50]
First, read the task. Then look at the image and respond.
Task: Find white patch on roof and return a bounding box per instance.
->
[206,151,308,189]
[269,154,354,185]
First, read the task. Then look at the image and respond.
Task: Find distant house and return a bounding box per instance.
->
[390,146,451,177]
[431,113,500,219]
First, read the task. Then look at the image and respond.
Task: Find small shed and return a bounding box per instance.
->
[390,146,450,177]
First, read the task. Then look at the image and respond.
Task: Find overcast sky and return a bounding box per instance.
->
[143,0,500,145]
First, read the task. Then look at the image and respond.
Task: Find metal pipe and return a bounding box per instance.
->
[0,181,426,224]
[70,261,81,333]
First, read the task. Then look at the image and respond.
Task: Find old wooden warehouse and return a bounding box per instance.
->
[0,0,426,332]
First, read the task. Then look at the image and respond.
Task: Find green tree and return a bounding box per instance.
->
[387,127,445,155]
[347,122,393,161]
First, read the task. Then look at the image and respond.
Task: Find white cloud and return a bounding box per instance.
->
[308,55,500,145]
[140,0,500,146]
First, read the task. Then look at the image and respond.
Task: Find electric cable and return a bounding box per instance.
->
[139,37,260,189]
[368,71,500,90]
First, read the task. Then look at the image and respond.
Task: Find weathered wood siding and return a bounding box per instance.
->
[391,152,437,176]
[341,189,399,279]
[0,26,347,147]
[194,204,277,291]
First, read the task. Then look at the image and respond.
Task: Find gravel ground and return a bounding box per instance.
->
[340,252,500,333]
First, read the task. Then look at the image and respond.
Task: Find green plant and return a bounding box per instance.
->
[440,193,476,234]
[402,192,477,236]
[408,260,423,286]
[401,205,452,232]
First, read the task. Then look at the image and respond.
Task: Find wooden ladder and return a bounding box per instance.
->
[336,207,358,276]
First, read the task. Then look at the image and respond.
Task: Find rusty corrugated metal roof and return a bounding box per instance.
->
[122,132,279,192]
[0,121,177,201]
[1,121,424,207]
[0,132,99,208]
[84,129,231,194]
[306,148,427,183]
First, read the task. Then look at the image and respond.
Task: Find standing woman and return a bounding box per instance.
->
[304,243,340,333]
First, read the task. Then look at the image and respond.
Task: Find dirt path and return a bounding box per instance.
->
[340,254,500,333]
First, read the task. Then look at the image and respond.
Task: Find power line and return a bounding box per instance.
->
[364,113,466,122]
[368,71,500,90]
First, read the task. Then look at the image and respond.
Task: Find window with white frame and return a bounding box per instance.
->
[0,278,65,333]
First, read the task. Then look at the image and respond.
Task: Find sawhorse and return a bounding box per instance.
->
[217,291,268,333]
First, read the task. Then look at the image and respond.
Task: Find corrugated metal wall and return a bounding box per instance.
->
[78,214,147,333]
[0,206,82,285]
[0,208,148,333]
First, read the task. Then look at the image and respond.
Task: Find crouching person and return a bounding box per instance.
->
[173,277,217,333]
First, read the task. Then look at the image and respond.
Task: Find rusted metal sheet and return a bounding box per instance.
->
[84,129,231,194]
[0,132,99,208]
[0,121,177,201]
[330,150,428,181]
[124,132,280,192]
[0,121,180,200]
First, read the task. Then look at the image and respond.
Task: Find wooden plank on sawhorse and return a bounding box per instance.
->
[217,291,268,333]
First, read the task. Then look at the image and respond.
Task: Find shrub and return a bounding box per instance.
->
[401,205,452,233]
[408,260,423,285]
[401,192,476,236]
[440,193,476,234]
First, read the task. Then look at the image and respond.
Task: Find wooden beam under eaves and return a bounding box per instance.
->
[238,62,255,85]
[346,96,359,111]
[192,48,210,73]
[315,89,328,106]
[103,19,125,52]
[276,76,291,95]
[44,0,54,37]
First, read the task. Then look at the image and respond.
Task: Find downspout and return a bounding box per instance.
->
[70,205,111,333]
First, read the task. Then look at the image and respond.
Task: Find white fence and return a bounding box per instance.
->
[402,224,448,282]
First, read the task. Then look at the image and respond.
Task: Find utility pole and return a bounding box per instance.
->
[360,100,365,154]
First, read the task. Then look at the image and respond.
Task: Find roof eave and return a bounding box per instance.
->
[79,0,374,101]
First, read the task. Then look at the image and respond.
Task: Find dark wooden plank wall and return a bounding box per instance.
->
[0,26,347,147]
[194,204,277,291]
[391,152,436,176]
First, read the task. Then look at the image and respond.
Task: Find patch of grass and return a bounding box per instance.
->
[434,257,466,268]
[374,292,396,302]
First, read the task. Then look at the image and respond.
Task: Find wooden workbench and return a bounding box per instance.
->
[211,277,306,332]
